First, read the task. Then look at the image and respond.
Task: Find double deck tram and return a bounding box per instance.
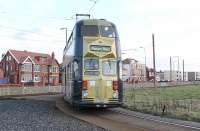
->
[62,19,123,108]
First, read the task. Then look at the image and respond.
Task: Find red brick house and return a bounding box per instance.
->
[0,67,4,79]
[0,50,60,86]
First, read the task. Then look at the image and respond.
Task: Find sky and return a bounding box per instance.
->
[0,0,200,71]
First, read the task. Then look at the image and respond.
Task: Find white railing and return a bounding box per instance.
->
[0,86,62,97]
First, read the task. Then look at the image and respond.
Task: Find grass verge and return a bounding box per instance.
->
[123,85,200,122]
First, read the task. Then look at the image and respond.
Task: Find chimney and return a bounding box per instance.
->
[51,52,55,59]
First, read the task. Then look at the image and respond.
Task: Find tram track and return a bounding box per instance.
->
[56,97,146,131]
[109,108,200,131]
[56,97,200,131]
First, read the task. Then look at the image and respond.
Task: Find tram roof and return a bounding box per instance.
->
[76,19,114,26]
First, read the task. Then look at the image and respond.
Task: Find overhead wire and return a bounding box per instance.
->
[0,25,54,37]
[88,0,98,14]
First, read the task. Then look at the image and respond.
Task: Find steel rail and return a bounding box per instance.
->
[110,108,200,130]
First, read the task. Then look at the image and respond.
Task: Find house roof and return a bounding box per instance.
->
[122,58,138,64]
[8,49,59,66]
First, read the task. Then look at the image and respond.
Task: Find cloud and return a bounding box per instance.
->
[13,32,28,41]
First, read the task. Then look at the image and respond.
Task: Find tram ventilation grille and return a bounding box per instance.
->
[108,98,118,103]
[82,98,94,102]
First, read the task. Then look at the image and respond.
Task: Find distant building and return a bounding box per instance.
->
[0,50,60,86]
[122,58,146,82]
[146,68,155,81]
[188,72,195,81]
[187,72,200,81]
[196,72,200,81]
[155,70,200,82]
[162,70,182,81]
[156,71,164,81]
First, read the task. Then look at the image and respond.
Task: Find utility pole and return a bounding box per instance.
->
[152,33,156,87]
[183,59,185,82]
[178,56,180,81]
[170,56,172,81]
[175,56,180,82]
[60,28,68,45]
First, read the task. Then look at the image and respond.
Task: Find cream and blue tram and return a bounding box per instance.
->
[62,19,123,108]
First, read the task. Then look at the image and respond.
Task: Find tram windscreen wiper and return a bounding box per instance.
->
[108,60,111,70]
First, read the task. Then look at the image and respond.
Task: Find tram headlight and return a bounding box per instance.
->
[82,90,88,97]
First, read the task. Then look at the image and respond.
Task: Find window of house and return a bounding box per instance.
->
[34,65,40,72]
[6,65,8,71]
[53,66,58,73]
[9,56,11,60]
[41,57,46,62]
[49,67,52,73]
[49,66,57,73]
[21,63,32,71]
[42,65,48,72]
[21,74,32,82]
[34,75,40,82]
[49,76,57,83]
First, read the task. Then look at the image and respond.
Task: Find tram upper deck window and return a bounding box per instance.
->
[84,59,99,70]
[101,26,115,38]
[81,25,99,36]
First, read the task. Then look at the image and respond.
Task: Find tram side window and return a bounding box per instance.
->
[67,64,72,80]
[66,64,69,79]
[70,62,73,79]
[64,67,66,85]
[81,25,99,36]
[73,61,79,80]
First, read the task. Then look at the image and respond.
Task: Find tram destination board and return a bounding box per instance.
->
[90,45,111,52]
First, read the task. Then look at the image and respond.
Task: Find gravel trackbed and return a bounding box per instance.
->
[0,99,107,131]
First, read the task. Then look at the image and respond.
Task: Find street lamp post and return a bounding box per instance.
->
[60,27,68,45]
[140,46,146,82]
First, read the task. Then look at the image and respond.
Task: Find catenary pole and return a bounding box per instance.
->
[152,33,156,87]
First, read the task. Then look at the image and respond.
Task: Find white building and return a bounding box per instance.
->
[156,70,200,82]
[122,58,146,82]
[163,71,182,81]
[187,72,200,81]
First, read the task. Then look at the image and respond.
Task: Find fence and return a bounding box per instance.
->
[124,81,200,89]
[123,85,200,122]
[0,86,62,97]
